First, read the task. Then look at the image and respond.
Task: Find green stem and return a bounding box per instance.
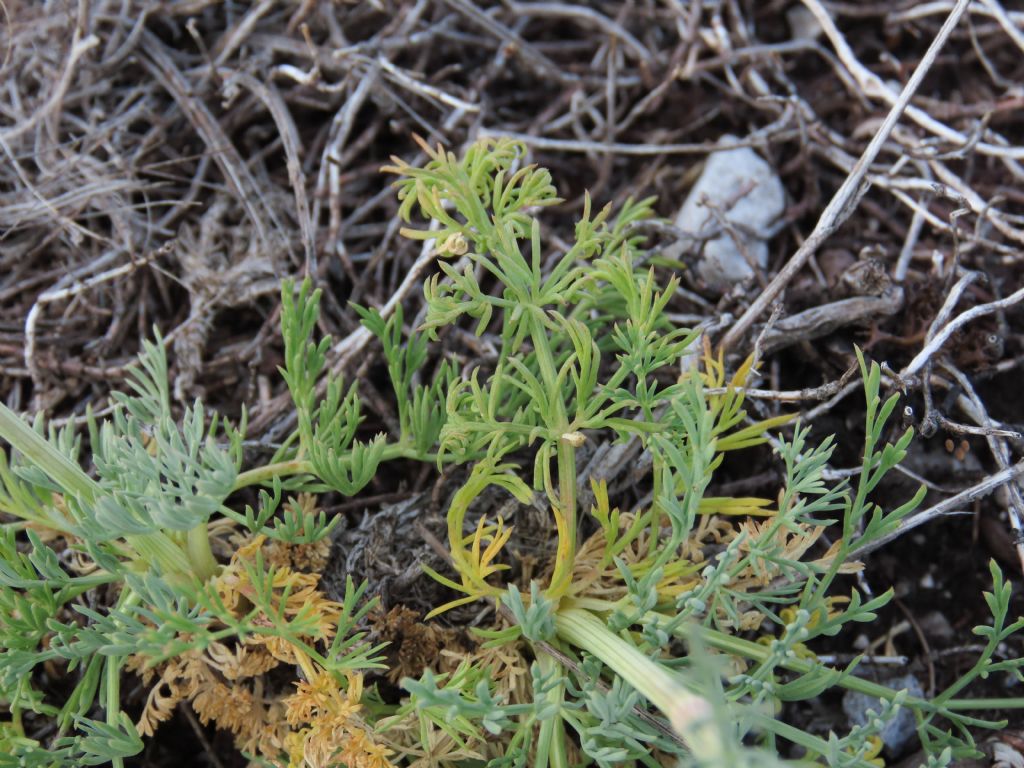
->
[930,623,1009,709]
[127,531,192,576]
[233,458,313,490]
[104,588,142,768]
[528,315,578,599]
[186,523,219,582]
[231,444,452,491]
[547,440,578,598]
[946,697,1024,710]
[646,612,1021,715]
[745,710,879,768]
[0,402,100,511]
[535,652,568,768]
[104,654,125,768]
[657,612,912,700]
[529,318,565,425]
[58,654,104,733]
[555,607,724,759]
[649,459,664,549]
[60,572,122,598]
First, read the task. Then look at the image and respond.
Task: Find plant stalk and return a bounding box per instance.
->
[555,607,724,760]
[527,315,578,600]
[647,612,1024,714]
[231,443,451,491]
[186,523,219,582]
[535,652,568,768]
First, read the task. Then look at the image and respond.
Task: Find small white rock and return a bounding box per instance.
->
[787,5,822,41]
[674,139,785,293]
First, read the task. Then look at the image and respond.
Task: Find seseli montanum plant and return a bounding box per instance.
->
[1,137,1021,768]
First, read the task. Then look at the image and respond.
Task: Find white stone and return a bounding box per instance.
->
[787,5,822,41]
[674,140,785,293]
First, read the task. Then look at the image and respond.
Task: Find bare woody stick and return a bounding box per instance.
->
[719,0,972,353]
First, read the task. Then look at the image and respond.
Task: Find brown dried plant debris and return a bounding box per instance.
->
[128,649,290,757]
[368,604,467,684]
[127,532,391,767]
[283,669,393,768]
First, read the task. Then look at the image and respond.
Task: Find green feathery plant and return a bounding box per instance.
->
[0,340,386,767]
[365,137,1023,767]
[1,136,1022,768]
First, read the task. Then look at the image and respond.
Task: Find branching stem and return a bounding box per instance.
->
[231,444,448,491]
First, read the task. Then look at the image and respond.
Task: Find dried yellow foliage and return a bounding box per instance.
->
[128,533,392,768]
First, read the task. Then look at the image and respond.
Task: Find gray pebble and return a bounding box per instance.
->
[842,673,924,757]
